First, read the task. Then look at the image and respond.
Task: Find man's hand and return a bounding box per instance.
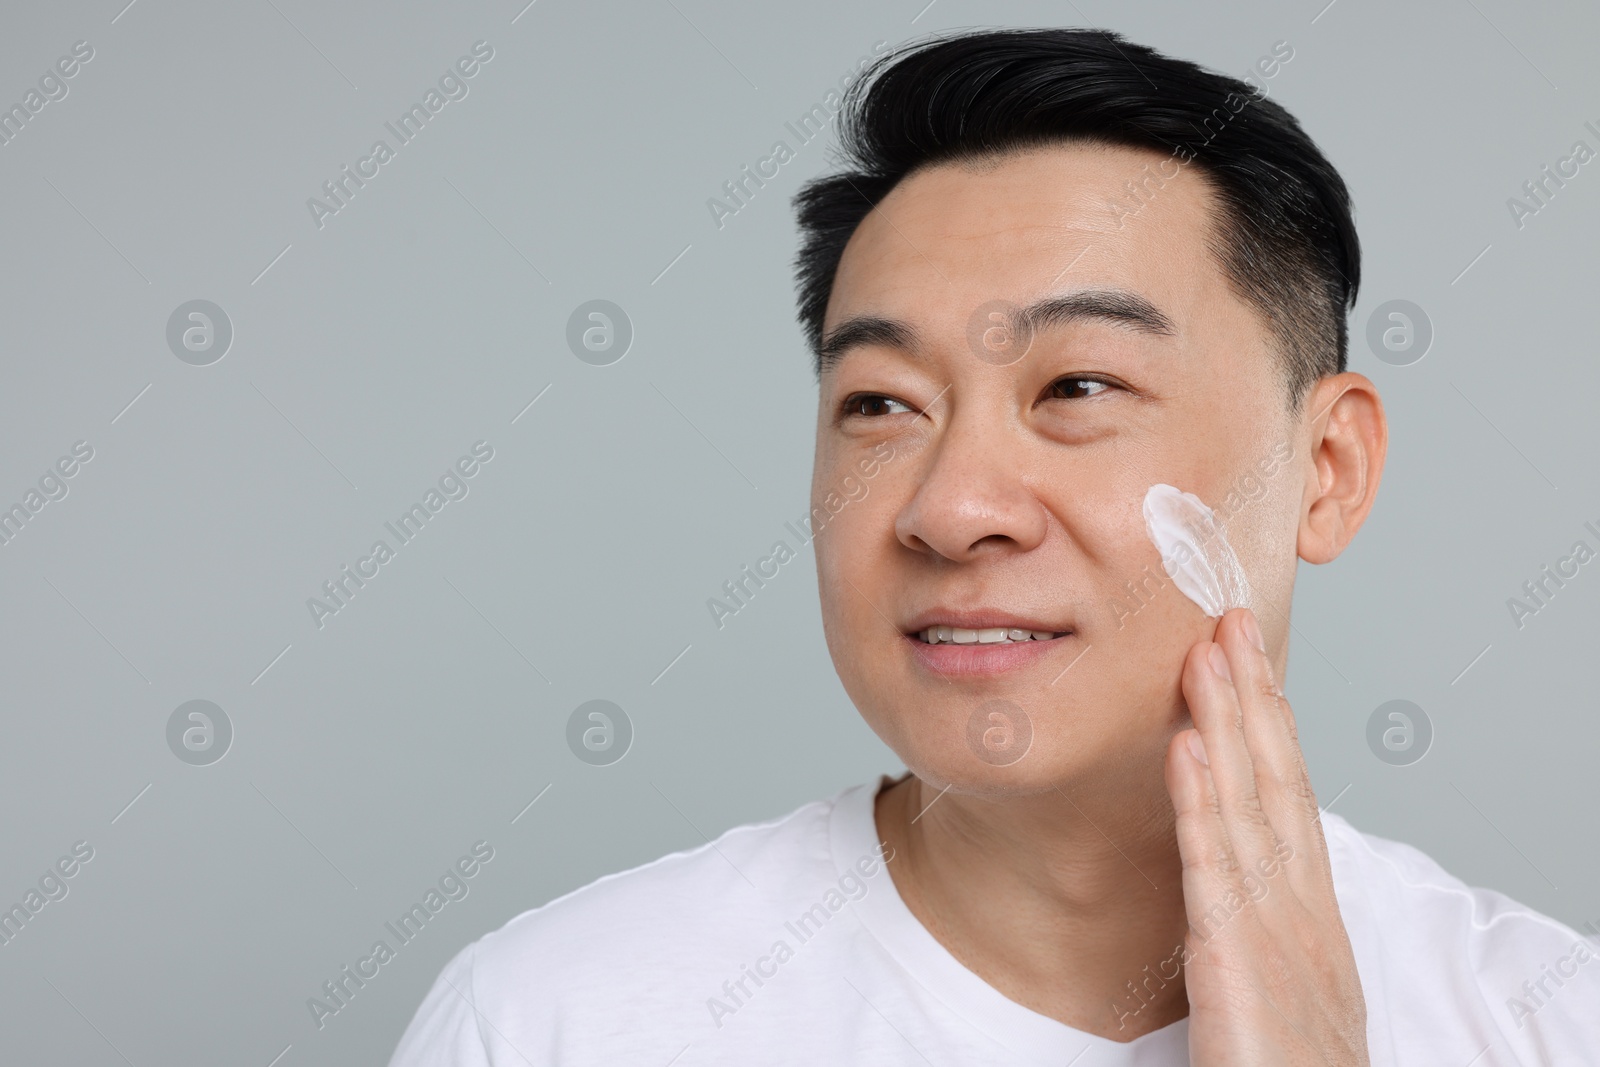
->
[1166,606,1370,1066]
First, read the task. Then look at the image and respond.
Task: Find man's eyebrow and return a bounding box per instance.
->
[818,287,1176,373]
[818,316,920,373]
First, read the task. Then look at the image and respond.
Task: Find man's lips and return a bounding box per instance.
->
[901,608,1074,677]
[903,631,1074,677]
[902,608,1070,635]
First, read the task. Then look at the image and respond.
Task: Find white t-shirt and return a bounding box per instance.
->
[389,775,1600,1066]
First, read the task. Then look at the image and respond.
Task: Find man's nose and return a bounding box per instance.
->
[893,406,1051,562]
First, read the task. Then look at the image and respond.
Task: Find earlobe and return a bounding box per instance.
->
[1296,373,1387,565]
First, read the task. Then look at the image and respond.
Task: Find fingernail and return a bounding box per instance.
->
[1208,643,1233,683]
[1187,730,1209,766]
[1242,610,1265,653]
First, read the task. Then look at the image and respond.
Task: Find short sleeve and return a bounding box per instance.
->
[1325,812,1600,1065]
[387,940,494,1067]
[1475,912,1600,1067]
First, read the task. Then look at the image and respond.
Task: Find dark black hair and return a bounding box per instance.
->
[791,27,1360,412]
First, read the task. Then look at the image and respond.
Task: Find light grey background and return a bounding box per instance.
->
[1,0,1596,1063]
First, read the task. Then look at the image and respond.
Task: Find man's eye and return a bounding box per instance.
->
[844,394,914,418]
[1046,377,1114,400]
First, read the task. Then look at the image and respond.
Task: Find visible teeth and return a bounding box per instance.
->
[919,627,1063,644]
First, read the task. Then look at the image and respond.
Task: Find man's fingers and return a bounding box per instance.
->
[1165,727,1259,955]
[1181,637,1282,875]
[1215,608,1337,905]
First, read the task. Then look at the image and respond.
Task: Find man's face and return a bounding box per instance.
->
[811,142,1311,798]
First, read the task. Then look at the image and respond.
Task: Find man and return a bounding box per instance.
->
[391,28,1600,1065]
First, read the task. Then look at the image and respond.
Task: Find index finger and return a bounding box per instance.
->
[1214,607,1336,905]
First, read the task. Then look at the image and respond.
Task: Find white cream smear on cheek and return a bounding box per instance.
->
[1141,483,1251,617]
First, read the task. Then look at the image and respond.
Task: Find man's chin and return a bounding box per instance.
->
[888,737,1094,800]
[874,714,1177,805]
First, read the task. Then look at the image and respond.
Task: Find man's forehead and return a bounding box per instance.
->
[819,287,1179,373]
[852,141,1215,245]
[823,142,1226,340]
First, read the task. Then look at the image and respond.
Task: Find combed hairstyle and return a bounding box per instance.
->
[790,28,1360,414]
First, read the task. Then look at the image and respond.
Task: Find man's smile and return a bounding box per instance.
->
[901,606,1076,676]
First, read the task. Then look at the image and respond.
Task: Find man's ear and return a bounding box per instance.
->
[1297,372,1387,565]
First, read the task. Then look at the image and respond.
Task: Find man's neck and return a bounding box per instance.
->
[873,770,1191,1042]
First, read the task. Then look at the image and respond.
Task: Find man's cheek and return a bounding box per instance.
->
[1088,507,1224,716]
[1093,509,1185,640]
[814,478,901,618]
